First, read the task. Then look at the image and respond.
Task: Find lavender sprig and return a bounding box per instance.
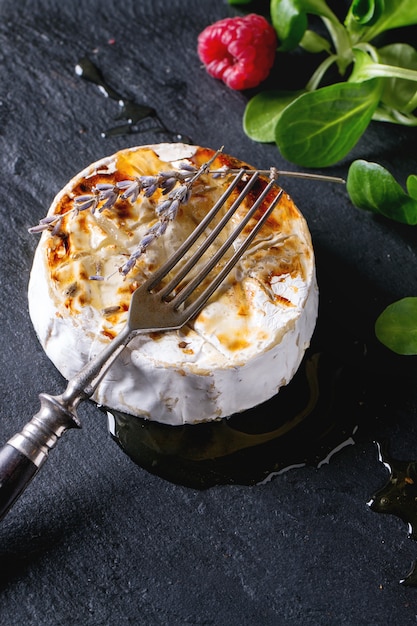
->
[27,165,199,236]
[119,147,223,275]
[28,147,224,276]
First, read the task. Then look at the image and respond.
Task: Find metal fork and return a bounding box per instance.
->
[0,168,284,520]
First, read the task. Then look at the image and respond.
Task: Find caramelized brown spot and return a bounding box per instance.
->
[274,294,293,307]
[76,211,91,235]
[112,197,136,221]
[233,283,250,317]
[101,328,117,340]
[47,232,71,267]
[217,335,250,351]
[55,193,74,216]
[79,267,89,281]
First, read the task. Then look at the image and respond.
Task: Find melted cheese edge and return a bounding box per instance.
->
[28,144,318,425]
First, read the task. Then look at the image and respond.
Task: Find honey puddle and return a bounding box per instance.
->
[75,56,191,142]
[368,441,417,586]
[107,331,372,490]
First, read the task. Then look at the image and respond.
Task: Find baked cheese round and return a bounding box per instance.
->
[28,144,318,425]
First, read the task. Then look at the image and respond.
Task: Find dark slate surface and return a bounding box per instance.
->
[1,0,417,624]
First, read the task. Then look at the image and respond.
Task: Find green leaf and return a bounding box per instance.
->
[347,0,417,43]
[348,0,384,26]
[378,44,417,114]
[372,105,417,126]
[300,29,332,54]
[270,0,308,51]
[348,48,375,83]
[350,48,417,86]
[243,90,304,142]
[274,80,381,167]
[295,0,339,20]
[352,45,417,125]
[407,174,417,200]
[375,298,417,355]
[270,0,341,51]
[346,160,417,225]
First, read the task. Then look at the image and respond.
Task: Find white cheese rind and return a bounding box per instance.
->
[28,144,318,425]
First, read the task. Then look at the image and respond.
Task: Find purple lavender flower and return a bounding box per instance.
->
[29,147,224,277]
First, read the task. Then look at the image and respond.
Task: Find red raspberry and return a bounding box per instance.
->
[197,14,277,91]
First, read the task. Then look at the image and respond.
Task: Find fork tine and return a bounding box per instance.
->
[144,168,248,292]
[156,169,262,299]
[172,182,284,321]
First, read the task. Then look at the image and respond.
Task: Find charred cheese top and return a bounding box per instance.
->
[28,144,318,425]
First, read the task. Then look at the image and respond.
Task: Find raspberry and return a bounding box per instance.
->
[197,14,277,91]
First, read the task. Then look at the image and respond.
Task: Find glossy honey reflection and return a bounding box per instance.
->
[107,331,370,489]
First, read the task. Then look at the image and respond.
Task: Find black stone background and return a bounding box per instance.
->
[1,0,417,624]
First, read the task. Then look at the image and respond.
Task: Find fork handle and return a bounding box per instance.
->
[0,446,39,521]
[0,393,80,521]
[0,326,135,521]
